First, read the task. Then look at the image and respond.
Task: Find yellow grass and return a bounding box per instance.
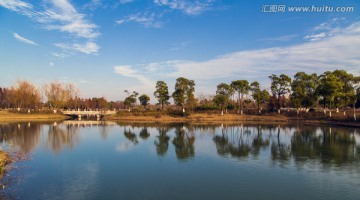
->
[0,150,10,178]
[105,113,289,123]
[0,110,68,122]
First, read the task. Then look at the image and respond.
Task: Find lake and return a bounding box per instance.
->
[1,121,360,199]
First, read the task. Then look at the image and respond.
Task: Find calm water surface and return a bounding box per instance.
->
[1,121,360,199]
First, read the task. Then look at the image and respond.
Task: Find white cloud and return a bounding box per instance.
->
[114,65,154,86]
[55,42,100,55]
[119,0,134,4]
[13,32,38,46]
[116,12,162,28]
[1,0,99,39]
[40,0,100,39]
[114,21,360,95]
[1,0,100,55]
[304,18,345,42]
[304,32,327,41]
[0,0,32,11]
[51,52,68,58]
[261,34,298,42]
[153,0,215,15]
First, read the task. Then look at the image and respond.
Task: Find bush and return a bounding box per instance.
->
[167,109,189,117]
[154,113,162,119]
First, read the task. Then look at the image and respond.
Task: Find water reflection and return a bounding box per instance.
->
[271,126,291,163]
[172,125,195,160]
[123,127,138,144]
[155,126,171,156]
[0,122,41,154]
[290,126,358,166]
[139,127,150,140]
[0,122,359,167]
[46,124,80,154]
[213,125,270,158]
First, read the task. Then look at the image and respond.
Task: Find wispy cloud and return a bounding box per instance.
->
[115,0,215,28]
[304,32,326,41]
[153,0,215,15]
[13,32,38,46]
[169,41,191,51]
[54,42,100,55]
[0,0,32,11]
[304,18,345,42]
[40,0,99,39]
[114,65,154,86]
[260,34,298,42]
[119,0,134,4]
[51,52,68,59]
[114,21,360,94]
[1,0,100,54]
[116,12,162,28]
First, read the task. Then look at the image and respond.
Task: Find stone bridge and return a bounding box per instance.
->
[62,110,116,119]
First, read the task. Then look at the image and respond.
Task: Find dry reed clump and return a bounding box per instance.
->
[0,151,10,178]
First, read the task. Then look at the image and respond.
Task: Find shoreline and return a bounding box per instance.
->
[0,110,69,122]
[0,110,359,128]
[105,114,360,128]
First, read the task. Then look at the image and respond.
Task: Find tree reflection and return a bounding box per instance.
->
[0,122,41,154]
[124,127,138,144]
[213,125,258,159]
[99,122,109,140]
[251,125,270,156]
[291,126,318,162]
[291,126,358,166]
[172,125,195,160]
[46,124,80,154]
[271,126,291,163]
[213,125,229,156]
[139,127,150,140]
[155,126,171,156]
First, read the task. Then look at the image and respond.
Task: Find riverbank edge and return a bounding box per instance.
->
[104,114,360,128]
[0,111,359,128]
[0,110,70,122]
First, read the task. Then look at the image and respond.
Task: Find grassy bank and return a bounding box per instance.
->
[106,112,288,123]
[0,110,68,122]
[0,109,359,127]
[104,110,360,127]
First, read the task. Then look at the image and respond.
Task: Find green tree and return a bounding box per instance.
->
[138,94,150,109]
[154,81,170,110]
[230,80,250,115]
[332,70,355,113]
[172,77,196,112]
[250,81,270,113]
[213,83,234,115]
[124,90,138,110]
[350,76,360,121]
[269,74,292,113]
[291,72,319,113]
[317,72,343,117]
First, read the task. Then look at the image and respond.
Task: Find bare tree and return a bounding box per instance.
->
[43,81,78,112]
[8,80,41,110]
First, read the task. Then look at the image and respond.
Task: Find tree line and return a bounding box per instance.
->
[0,69,359,117]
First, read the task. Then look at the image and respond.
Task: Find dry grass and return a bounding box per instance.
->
[105,113,290,123]
[0,151,10,178]
[0,110,68,122]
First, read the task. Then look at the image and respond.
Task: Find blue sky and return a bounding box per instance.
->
[1,0,360,101]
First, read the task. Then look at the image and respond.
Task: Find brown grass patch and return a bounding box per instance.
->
[0,151,10,178]
[0,110,68,122]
